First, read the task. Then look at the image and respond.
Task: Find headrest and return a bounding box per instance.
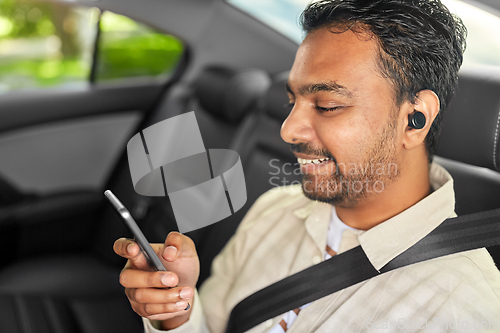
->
[194,67,270,123]
[435,66,500,171]
[264,72,291,122]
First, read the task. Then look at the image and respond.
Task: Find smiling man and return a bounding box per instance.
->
[114,0,500,332]
[281,23,435,230]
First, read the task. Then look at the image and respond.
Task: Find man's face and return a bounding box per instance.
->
[281,28,403,207]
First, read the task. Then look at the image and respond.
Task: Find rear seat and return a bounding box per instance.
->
[91,66,271,265]
[434,65,500,266]
[0,66,270,333]
[196,72,302,285]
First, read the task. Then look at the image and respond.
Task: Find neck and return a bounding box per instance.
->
[335,157,431,230]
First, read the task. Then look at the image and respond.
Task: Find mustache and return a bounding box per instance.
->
[290,143,336,163]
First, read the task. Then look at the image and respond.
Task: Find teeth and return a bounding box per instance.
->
[297,157,330,165]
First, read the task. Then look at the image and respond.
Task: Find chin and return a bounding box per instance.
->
[300,172,390,207]
[300,175,359,207]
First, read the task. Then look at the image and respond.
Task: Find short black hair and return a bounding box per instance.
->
[300,0,467,161]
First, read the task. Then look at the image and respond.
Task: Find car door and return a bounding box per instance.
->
[0,1,186,262]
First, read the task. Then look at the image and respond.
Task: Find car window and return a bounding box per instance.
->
[227,0,500,68]
[442,0,500,67]
[0,1,98,94]
[95,11,184,84]
[0,1,184,95]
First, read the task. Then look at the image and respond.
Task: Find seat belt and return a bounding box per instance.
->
[225,206,500,333]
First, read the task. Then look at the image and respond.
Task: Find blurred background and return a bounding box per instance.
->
[1,0,499,96]
[0,0,184,95]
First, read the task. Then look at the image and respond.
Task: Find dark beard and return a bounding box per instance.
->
[293,118,400,207]
[301,165,394,207]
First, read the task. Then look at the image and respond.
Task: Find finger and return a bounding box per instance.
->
[120,270,179,289]
[162,232,196,262]
[113,238,140,259]
[126,286,194,304]
[115,238,164,271]
[133,299,190,317]
[144,313,178,321]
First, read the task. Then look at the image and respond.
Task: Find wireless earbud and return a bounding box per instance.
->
[408,111,426,129]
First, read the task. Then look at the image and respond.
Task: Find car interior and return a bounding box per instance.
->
[0,0,499,332]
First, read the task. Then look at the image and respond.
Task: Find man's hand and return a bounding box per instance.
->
[114,232,200,329]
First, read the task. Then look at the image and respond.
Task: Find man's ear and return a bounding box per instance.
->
[402,90,440,150]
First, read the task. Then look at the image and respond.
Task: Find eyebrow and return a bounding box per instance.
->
[286,81,354,99]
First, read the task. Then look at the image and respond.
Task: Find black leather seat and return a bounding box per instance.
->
[0,66,270,333]
[196,72,302,285]
[434,65,500,266]
[0,256,143,333]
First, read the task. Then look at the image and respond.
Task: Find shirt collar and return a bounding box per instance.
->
[358,163,455,271]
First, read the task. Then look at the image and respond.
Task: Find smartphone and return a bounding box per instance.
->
[104,190,166,272]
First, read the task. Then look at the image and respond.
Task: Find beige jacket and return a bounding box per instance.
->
[144,163,500,332]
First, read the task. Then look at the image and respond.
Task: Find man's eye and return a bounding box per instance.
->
[315,106,343,112]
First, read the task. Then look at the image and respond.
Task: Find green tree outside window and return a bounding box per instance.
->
[0,0,184,94]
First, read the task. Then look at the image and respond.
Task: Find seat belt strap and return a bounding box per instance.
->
[225,207,500,333]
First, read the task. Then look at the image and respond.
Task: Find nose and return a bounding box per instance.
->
[280,102,315,145]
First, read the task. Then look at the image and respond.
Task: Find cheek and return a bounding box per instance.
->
[315,117,372,157]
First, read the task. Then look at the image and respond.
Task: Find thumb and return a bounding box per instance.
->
[114,238,162,271]
[162,232,197,262]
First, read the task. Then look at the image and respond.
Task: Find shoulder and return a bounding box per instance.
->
[424,249,500,318]
[210,185,313,276]
[395,248,500,310]
[254,184,306,207]
[362,249,500,323]
[401,248,500,296]
[454,248,500,297]
[236,184,310,232]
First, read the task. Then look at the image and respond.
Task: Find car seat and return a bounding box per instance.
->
[0,66,270,333]
[434,65,500,266]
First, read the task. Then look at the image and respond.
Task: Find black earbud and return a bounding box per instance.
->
[408,111,426,129]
